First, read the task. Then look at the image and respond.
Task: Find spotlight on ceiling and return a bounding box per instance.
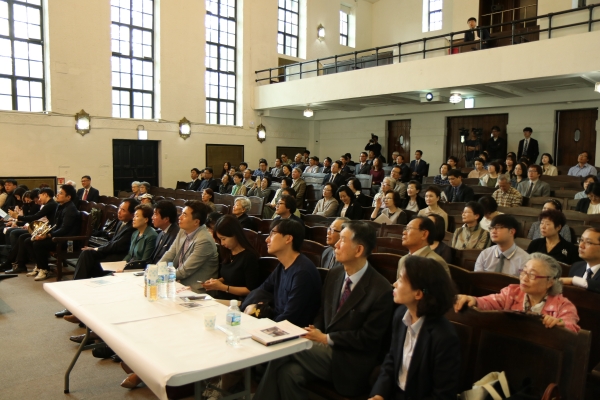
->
[449,93,463,104]
[425,92,433,102]
[304,107,314,118]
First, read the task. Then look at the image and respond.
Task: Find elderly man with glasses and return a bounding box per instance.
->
[474,214,530,277]
[397,216,449,277]
[321,217,350,269]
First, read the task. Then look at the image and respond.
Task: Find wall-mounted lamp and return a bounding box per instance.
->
[304,106,314,118]
[449,93,463,104]
[179,117,191,139]
[317,24,325,41]
[595,82,600,93]
[257,124,266,143]
[137,125,148,140]
[74,109,90,136]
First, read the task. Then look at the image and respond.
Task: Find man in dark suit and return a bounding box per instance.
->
[517,127,539,164]
[198,167,219,192]
[254,221,394,399]
[149,201,180,263]
[443,169,475,202]
[187,168,202,191]
[322,161,346,187]
[321,157,332,175]
[365,133,382,158]
[409,150,427,183]
[395,154,412,183]
[1,179,18,212]
[562,228,600,294]
[485,126,506,161]
[77,175,100,202]
[464,17,491,49]
[356,152,371,175]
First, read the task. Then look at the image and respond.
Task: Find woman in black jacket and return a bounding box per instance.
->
[336,185,364,220]
[576,182,600,214]
[399,180,427,212]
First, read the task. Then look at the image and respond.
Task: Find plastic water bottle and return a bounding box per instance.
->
[147,264,158,302]
[157,262,168,298]
[143,266,148,297]
[226,300,241,347]
[67,241,73,253]
[167,264,176,300]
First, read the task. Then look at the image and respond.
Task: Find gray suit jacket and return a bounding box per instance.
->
[159,225,218,293]
[398,246,450,277]
[320,246,343,269]
[517,179,551,198]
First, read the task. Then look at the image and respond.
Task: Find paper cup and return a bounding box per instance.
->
[204,312,216,330]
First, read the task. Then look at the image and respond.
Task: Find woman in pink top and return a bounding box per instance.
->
[454,253,580,332]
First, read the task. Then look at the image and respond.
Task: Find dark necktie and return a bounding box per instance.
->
[526,182,534,197]
[584,268,593,280]
[495,253,505,273]
[83,190,88,200]
[337,277,352,312]
[330,174,334,182]
[523,140,528,155]
[452,187,458,202]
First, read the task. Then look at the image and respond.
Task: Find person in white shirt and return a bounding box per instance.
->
[303,156,321,174]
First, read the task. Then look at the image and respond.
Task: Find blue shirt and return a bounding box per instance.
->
[568,163,597,177]
[256,253,321,327]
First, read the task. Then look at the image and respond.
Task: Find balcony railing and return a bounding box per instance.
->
[255,4,600,85]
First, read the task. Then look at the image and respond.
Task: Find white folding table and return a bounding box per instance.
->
[44,273,312,400]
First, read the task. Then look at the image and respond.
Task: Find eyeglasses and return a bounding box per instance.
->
[327,227,341,234]
[268,229,285,238]
[403,227,421,233]
[518,269,553,281]
[489,225,507,231]
[579,239,600,247]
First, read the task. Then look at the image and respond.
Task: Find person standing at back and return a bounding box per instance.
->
[410,150,427,183]
[517,127,539,164]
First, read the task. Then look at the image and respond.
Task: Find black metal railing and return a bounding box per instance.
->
[255,4,600,84]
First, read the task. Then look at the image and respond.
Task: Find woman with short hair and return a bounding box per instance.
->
[468,157,488,179]
[313,183,339,217]
[527,199,571,242]
[452,201,491,250]
[202,188,216,212]
[478,195,502,232]
[400,180,426,212]
[433,163,450,185]
[511,162,528,188]
[541,153,558,176]
[427,214,452,263]
[248,176,272,200]
[124,205,157,263]
[232,197,256,231]
[371,190,405,224]
[576,183,600,214]
[479,161,500,187]
[347,177,370,207]
[230,172,247,196]
[130,181,141,199]
[418,186,448,230]
[336,185,363,220]
[575,174,598,200]
[219,174,233,194]
[527,210,580,265]
[455,253,580,333]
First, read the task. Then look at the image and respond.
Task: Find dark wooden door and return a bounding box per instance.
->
[387,120,411,162]
[556,109,598,167]
[113,139,159,195]
[446,114,509,167]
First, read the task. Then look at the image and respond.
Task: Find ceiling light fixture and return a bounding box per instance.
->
[449,93,463,104]
[425,92,433,102]
[304,106,314,118]
[74,109,90,136]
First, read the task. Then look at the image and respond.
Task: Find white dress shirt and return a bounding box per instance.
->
[572,264,600,288]
[398,310,424,390]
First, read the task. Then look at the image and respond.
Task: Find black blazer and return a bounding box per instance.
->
[464,27,491,48]
[77,187,100,202]
[409,160,428,182]
[151,224,180,264]
[337,201,363,220]
[17,199,58,226]
[370,306,460,400]
[517,138,539,164]
[356,163,371,175]
[323,173,346,187]
[199,178,219,192]
[399,196,427,210]
[569,261,600,293]
[96,220,137,256]
[51,201,80,237]
[485,137,506,161]
[187,179,201,191]
[398,163,411,183]
[314,264,394,397]
[443,184,475,203]
[1,193,17,212]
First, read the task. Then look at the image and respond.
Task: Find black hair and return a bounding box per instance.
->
[340,154,349,161]
[585,182,600,197]
[347,177,362,191]
[204,188,215,202]
[514,162,528,177]
[304,150,310,155]
[269,218,304,252]
[523,127,533,133]
[448,169,462,178]
[473,157,484,165]
[323,182,338,195]
[324,157,332,163]
[413,216,436,245]
[259,159,268,166]
[262,176,272,187]
[491,126,500,132]
[427,214,446,242]
[336,185,355,203]
[239,162,248,168]
[29,188,40,200]
[191,168,201,174]
[206,212,223,229]
[281,177,293,188]
[184,200,209,225]
[279,194,297,213]
[386,190,402,208]
[581,174,598,188]
[60,184,77,201]
[425,185,441,199]
[282,187,296,199]
[467,17,477,22]
[333,160,342,168]
[539,209,566,231]
[233,172,244,181]
[154,200,178,224]
[408,180,422,192]
[40,187,55,198]
[214,215,259,257]
[13,187,26,200]
[360,151,368,157]
[5,179,17,185]
[490,214,520,235]
[342,221,376,257]
[415,150,423,156]
[465,201,485,223]
[543,198,563,212]
[447,156,458,164]
[204,167,213,174]
[439,163,450,172]
[282,165,292,175]
[134,204,154,221]
[402,256,457,318]
[478,195,498,215]
[345,153,352,159]
[488,161,501,174]
[81,175,91,180]
[528,164,543,175]
[122,198,140,214]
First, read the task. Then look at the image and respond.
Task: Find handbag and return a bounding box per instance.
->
[460,371,511,400]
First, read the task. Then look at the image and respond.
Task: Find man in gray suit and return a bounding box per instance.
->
[320,217,349,269]
[517,164,551,198]
[254,221,394,399]
[159,200,218,293]
[398,216,449,276]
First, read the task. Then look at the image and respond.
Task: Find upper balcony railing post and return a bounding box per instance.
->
[449,33,453,55]
[589,6,593,32]
[398,43,401,63]
[354,51,357,70]
[316,58,319,76]
[269,68,272,83]
[299,62,302,80]
[511,21,515,45]
[376,47,379,66]
[548,13,553,38]
[422,38,426,59]
[335,55,338,74]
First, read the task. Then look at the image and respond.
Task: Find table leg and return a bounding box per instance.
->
[63,327,107,394]
[194,380,205,400]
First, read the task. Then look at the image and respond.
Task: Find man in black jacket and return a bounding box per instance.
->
[365,133,382,159]
[76,175,100,202]
[443,169,475,202]
[1,179,18,212]
[464,17,491,49]
[517,127,539,164]
[562,227,600,294]
[254,221,394,399]
[395,154,411,183]
[149,201,180,263]
[187,168,202,191]
[322,161,346,187]
[355,152,371,175]
[485,126,506,161]
[198,167,219,192]
[27,184,80,281]
[3,188,58,273]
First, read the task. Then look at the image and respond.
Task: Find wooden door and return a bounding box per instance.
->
[387,120,411,162]
[555,109,598,167]
[113,139,159,195]
[446,114,509,167]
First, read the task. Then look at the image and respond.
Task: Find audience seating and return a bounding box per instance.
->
[380,224,405,238]
[214,204,230,214]
[300,240,326,268]
[257,233,269,257]
[243,229,258,251]
[305,226,327,245]
[257,219,273,234]
[248,196,265,217]
[301,214,329,227]
[52,211,93,282]
[374,237,408,256]
[452,249,482,271]
[367,253,400,284]
[514,237,531,251]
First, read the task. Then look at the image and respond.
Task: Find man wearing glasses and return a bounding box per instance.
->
[474,214,530,277]
[274,195,304,226]
[242,219,321,327]
[561,227,600,293]
[397,217,449,276]
[321,217,349,269]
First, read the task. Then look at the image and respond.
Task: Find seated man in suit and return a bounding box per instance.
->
[242,169,255,190]
[464,17,491,49]
[443,169,475,202]
[270,158,283,177]
[390,165,407,199]
[291,153,305,172]
[517,127,539,164]
[1,179,18,212]
[159,201,218,293]
[339,154,352,175]
[474,214,530,277]
[25,184,80,282]
[517,165,551,198]
[187,168,202,191]
[252,158,271,180]
[303,156,321,174]
[274,194,304,226]
[77,175,100,202]
[561,227,600,293]
[321,157,332,174]
[321,217,349,269]
[291,167,307,210]
[322,160,345,187]
[395,154,412,183]
[198,167,219,192]
[254,221,394,400]
[243,219,321,327]
[356,152,371,175]
[398,217,449,276]
[149,201,180,263]
[409,150,427,183]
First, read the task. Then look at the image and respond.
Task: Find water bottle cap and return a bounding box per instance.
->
[230,299,238,306]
